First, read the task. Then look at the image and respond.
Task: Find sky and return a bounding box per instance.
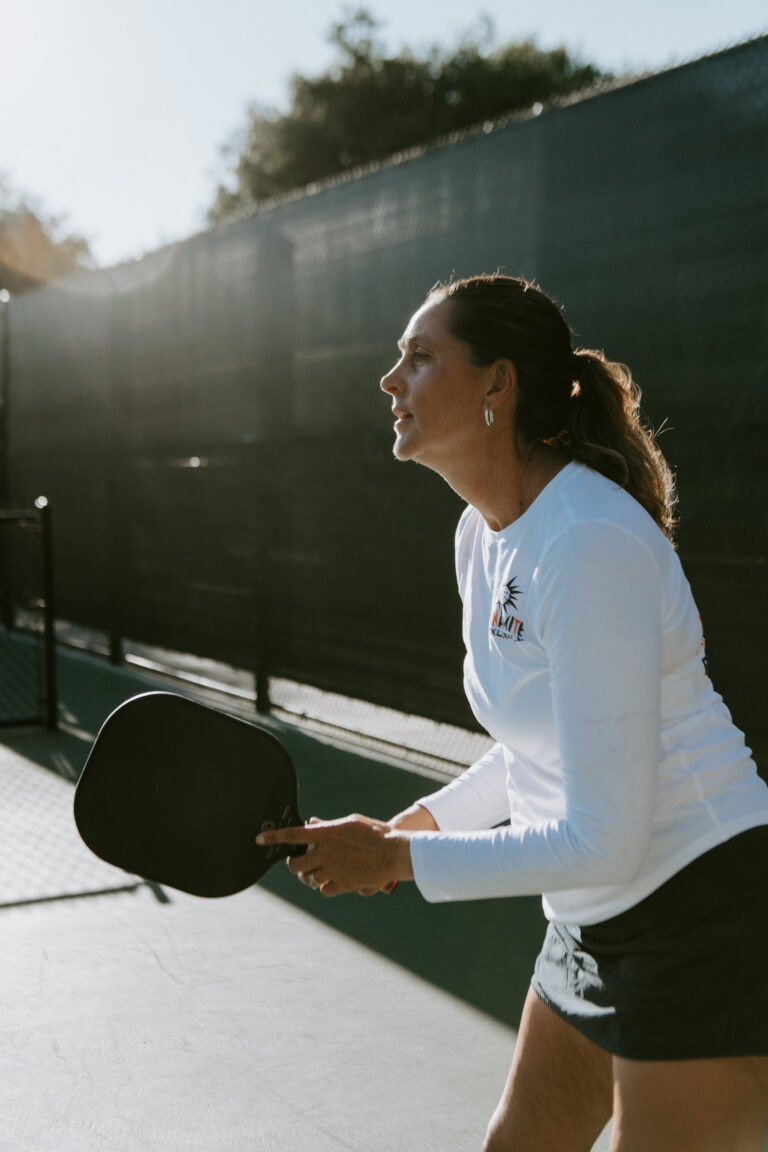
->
[1,0,765,268]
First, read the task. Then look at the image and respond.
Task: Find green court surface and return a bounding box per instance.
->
[0,648,616,1149]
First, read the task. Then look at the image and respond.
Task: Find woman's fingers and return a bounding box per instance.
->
[256,814,385,849]
[256,823,324,849]
[287,842,322,888]
[257,815,412,895]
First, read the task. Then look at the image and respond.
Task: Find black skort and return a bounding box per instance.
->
[531,825,768,1060]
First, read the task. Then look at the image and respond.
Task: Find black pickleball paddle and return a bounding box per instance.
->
[74,691,307,898]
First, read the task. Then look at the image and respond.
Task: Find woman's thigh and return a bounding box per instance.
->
[611,1055,768,1152]
[482,987,613,1152]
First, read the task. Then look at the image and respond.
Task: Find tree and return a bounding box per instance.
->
[0,173,92,293]
[209,9,611,221]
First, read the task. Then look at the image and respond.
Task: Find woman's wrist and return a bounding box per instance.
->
[388,802,439,833]
[384,829,416,882]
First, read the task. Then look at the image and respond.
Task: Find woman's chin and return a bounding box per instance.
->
[392,431,418,461]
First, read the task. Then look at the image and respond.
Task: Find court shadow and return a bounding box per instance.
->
[258,725,547,1031]
[0,724,91,783]
[4,649,545,1031]
[0,654,180,783]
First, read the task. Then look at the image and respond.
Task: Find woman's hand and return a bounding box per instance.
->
[256,813,415,897]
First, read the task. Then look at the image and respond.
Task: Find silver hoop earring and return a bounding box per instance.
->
[484,407,494,427]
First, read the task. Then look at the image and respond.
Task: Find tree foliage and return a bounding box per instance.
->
[209,9,611,221]
[0,173,92,293]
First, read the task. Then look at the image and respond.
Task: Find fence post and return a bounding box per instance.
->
[35,497,58,729]
[0,291,12,632]
[106,286,124,666]
[253,442,273,715]
[0,289,9,514]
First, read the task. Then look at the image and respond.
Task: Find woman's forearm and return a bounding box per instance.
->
[388,802,439,833]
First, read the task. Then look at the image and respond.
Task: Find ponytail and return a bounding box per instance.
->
[428,274,678,542]
[567,350,677,541]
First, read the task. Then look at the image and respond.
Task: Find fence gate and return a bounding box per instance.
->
[0,498,57,728]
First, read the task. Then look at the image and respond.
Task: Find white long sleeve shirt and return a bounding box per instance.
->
[410,462,768,925]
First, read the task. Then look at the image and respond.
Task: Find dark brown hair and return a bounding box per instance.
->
[428,274,677,539]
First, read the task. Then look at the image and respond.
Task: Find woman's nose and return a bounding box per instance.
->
[380,364,399,394]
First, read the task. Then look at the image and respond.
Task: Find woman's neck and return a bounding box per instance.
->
[446,441,569,532]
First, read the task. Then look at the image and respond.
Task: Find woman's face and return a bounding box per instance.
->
[380,298,493,471]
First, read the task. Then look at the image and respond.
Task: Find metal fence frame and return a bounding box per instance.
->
[0,498,57,729]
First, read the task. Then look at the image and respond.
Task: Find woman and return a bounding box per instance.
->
[257,274,768,1150]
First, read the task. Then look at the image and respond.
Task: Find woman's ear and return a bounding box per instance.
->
[485,359,517,408]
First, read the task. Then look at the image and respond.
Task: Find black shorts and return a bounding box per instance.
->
[531,825,768,1060]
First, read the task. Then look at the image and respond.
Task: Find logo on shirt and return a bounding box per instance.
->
[491,578,525,641]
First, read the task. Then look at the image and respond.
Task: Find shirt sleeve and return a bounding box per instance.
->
[416,742,510,831]
[410,521,664,902]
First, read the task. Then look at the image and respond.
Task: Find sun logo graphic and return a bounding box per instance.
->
[491,578,525,641]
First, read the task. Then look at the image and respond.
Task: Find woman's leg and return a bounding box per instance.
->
[482,985,768,1151]
[611,1054,768,1152]
[482,987,613,1152]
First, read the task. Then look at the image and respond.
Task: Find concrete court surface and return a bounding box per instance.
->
[0,649,619,1150]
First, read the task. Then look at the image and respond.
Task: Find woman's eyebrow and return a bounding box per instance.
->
[397,333,430,352]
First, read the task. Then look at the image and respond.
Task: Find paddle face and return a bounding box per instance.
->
[74,692,305,898]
